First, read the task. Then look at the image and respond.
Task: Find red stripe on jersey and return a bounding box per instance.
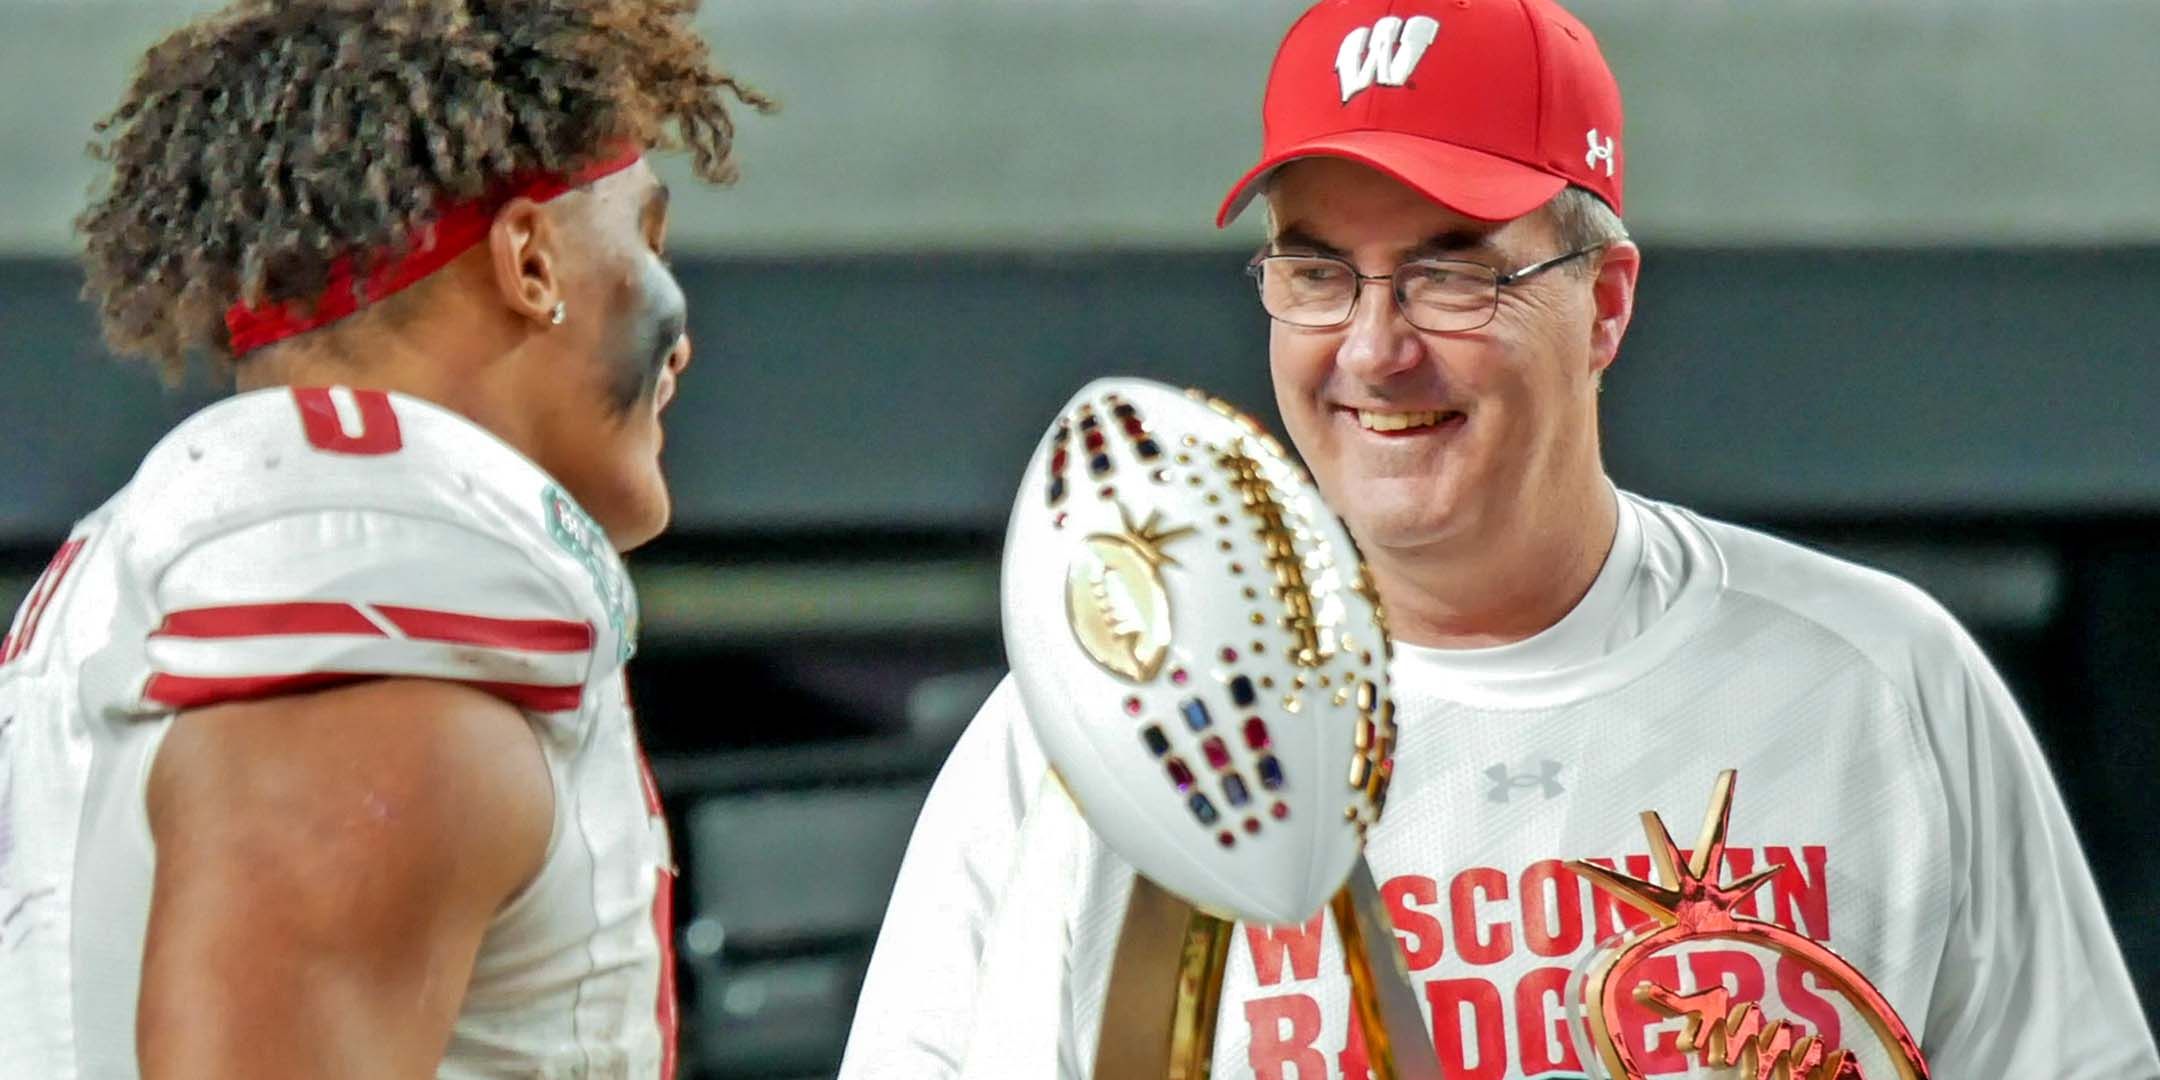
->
[144,672,584,713]
[2,537,87,665]
[459,680,585,713]
[143,670,372,707]
[156,602,385,639]
[373,606,595,652]
[154,603,593,655]
[653,866,680,1080]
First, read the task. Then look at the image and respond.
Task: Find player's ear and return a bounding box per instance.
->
[1587,240,1640,378]
[486,198,563,328]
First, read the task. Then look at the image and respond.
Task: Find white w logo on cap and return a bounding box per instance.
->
[1335,15,1440,104]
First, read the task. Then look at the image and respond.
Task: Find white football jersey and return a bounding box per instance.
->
[0,387,677,1079]
[842,489,2159,1079]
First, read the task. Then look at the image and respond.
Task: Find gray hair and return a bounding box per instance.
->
[1546,185,1630,270]
[1257,173,1628,272]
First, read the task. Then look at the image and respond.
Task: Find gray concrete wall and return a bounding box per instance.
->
[4,0,2158,254]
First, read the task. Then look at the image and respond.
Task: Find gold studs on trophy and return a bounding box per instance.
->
[1341,682,1398,831]
[1219,444,1328,668]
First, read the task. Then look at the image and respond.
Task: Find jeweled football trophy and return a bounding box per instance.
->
[998,378,1442,1079]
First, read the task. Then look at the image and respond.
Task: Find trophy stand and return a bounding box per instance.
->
[1093,857,1443,1080]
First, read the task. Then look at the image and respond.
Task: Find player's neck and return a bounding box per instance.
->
[1363,475,1619,650]
[232,309,530,446]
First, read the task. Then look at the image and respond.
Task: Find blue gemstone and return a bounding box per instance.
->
[1048,477,1066,502]
[1089,453,1113,476]
[1222,774,1251,806]
[1188,792,1219,825]
[1141,725,1170,757]
[1229,676,1256,707]
[1135,438,1161,460]
[1180,699,1213,731]
[1257,755,1285,790]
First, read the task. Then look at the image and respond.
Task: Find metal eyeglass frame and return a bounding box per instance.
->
[1244,245,1605,333]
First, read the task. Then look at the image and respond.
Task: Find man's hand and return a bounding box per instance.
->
[140,678,554,1079]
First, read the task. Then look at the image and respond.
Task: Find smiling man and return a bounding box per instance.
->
[0,2,769,1077]
[840,1,2156,1077]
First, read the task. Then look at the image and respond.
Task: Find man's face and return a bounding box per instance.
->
[526,162,692,553]
[1263,158,1612,555]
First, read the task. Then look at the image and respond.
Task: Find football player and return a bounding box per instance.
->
[0,1,769,1076]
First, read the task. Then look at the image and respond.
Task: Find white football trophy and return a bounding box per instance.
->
[993,377,1442,1079]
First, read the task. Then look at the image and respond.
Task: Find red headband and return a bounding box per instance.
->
[225,146,646,357]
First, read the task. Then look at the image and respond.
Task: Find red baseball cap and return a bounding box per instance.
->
[1216,0,1624,227]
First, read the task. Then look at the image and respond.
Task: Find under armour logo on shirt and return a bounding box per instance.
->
[1487,760,1565,803]
[1336,15,1440,103]
[1585,129,1617,177]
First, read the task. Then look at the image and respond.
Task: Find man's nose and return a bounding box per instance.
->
[1334,279,1420,382]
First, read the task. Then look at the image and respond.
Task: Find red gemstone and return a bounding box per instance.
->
[1170,668,1189,686]
[1217,831,1235,848]
[1201,736,1231,770]
[1243,717,1270,750]
[1220,647,1238,662]
[1244,818,1261,834]
[1051,449,1069,473]
[1166,758,1196,791]
[1084,431,1106,451]
[1124,696,1142,716]
[1271,801,1289,820]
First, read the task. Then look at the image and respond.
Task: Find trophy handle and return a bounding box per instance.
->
[1095,858,1443,1080]
[1095,873,1236,1079]
[1333,856,1446,1080]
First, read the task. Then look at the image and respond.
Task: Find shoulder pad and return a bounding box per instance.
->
[122,388,637,714]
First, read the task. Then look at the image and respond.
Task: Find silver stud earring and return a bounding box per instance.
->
[549,302,567,326]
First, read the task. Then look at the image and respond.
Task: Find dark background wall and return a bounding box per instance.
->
[3,247,2155,1076]
[8,247,2160,534]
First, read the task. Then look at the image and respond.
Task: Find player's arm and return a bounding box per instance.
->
[1914,620,2160,1078]
[837,678,1047,1079]
[138,677,553,1080]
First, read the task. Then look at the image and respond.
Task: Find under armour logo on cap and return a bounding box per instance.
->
[1486,760,1565,803]
[1335,15,1440,103]
[1585,128,1616,177]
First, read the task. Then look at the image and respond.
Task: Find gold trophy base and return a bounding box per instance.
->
[1093,855,1442,1080]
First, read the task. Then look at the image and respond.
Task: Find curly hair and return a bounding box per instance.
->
[76,0,774,381]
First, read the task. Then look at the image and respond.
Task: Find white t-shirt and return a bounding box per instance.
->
[0,387,678,1079]
[841,489,2157,1079]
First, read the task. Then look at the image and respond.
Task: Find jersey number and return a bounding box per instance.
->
[293,387,403,455]
[1,537,88,667]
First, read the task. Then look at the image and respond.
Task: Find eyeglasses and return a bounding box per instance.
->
[1244,246,1602,333]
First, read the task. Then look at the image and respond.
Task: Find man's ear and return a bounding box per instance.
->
[486,198,562,326]
[1587,240,1641,378]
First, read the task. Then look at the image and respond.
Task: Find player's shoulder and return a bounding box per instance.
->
[115,387,638,685]
[122,386,543,550]
[1647,494,1982,685]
